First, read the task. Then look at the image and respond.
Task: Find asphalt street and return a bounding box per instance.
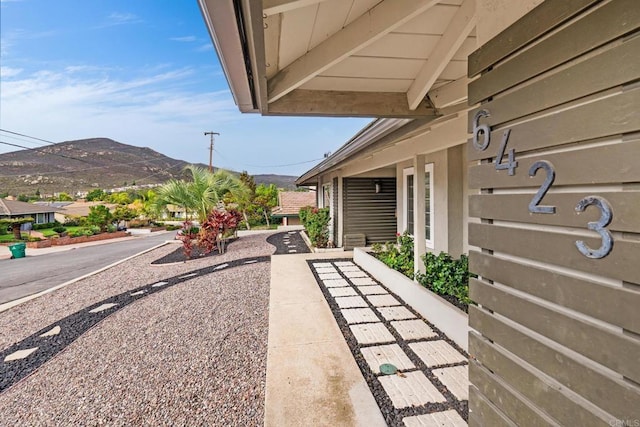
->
[0,232,175,304]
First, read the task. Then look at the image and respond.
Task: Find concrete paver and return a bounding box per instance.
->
[328,287,358,297]
[377,306,417,321]
[349,323,395,345]
[357,285,388,295]
[322,278,350,287]
[349,277,377,286]
[360,344,415,373]
[391,319,438,340]
[433,365,469,400]
[340,308,380,324]
[334,296,368,309]
[409,340,467,367]
[378,371,447,408]
[403,410,468,426]
[366,294,401,307]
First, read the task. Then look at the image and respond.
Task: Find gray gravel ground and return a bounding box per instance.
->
[0,233,276,426]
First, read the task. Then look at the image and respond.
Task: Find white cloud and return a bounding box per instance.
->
[170,36,197,42]
[0,66,22,77]
[97,12,143,28]
[0,66,243,165]
[196,44,213,52]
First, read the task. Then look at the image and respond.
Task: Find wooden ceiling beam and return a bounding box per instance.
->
[263,0,330,16]
[407,0,476,110]
[267,0,440,103]
[428,76,472,109]
[266,89,440,118]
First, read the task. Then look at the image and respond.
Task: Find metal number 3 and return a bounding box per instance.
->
[575,196,613,259]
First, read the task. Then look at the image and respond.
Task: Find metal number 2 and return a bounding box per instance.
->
[575,196,613,259]
[472,109,491,151]
[528,160,556,214]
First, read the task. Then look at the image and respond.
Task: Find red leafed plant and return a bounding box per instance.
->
[200,209,240,255]
[176,220,199,259]
[178,210,240,259]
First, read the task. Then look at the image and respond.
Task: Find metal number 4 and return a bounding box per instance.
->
[495,129,518,175]
[575,196,614,259]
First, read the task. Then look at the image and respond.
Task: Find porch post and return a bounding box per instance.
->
[336,172,344,248]
[396,163,404,233]
[413,154,426,274]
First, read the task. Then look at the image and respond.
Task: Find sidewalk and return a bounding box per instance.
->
[267,251,387,427]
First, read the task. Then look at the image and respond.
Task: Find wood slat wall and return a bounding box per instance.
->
[343,177,396,245]
[466,0,640,424]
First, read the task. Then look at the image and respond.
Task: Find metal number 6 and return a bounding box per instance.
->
[472,109,491,151]
[575,196,613,259]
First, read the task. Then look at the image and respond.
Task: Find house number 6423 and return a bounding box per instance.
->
[472,109,614,259]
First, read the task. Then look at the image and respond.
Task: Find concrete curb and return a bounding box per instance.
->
[0,241,172,314]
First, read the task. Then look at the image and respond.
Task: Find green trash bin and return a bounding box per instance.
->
[9,242,26,259]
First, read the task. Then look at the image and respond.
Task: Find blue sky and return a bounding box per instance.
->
[0,0,370,177]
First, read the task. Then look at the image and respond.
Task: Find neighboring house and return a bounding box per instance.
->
[200,1,639,424]
[0,198,58,226]
[271,191,316,226]
[164,204,187,220]
[55,201,117,223]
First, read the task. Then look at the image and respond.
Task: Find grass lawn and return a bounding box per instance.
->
[0,226,86,243]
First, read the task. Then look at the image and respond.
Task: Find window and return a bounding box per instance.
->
[425,163,433,247]
[403,164,434,248]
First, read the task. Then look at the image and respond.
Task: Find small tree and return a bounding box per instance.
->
[113,205,138,227]
[86,189,105,201]
[0,217,34,240]
[254,183,278,227]
[86,205,113,232]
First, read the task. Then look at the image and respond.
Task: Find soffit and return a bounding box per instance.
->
[260,0,478,117]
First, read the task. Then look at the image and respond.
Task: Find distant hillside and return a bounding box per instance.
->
[0,138,298,196]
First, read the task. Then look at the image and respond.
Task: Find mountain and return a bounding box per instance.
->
[0,138,299,196]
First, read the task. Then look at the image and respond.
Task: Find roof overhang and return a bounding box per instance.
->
[199,0,477,119]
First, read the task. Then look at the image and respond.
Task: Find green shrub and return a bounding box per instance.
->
[300,207,330,248]
[68,229,85,238]
[416,252,473,305]
[33,221,60,230]
[371,232,414,278]
[52,225,67,233]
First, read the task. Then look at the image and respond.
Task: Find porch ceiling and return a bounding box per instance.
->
[199,0,478,118]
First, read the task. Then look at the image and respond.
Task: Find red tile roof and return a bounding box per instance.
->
[272,191,316,216]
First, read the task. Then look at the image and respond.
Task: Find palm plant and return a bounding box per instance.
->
[157,165,240,224]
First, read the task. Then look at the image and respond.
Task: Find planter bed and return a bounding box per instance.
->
[50,231,129,246]
[26,240,52,249]
[354,247,469,352]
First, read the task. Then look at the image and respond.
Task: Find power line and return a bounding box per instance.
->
[0,129,58,146]
[213,147,322,169]
[0,140,95,165]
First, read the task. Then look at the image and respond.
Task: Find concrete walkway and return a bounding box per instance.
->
[267,251,387,427]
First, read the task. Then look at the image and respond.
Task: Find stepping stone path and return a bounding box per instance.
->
[309,259,469,426]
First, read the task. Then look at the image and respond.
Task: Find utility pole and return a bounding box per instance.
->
[204,131,220,172]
